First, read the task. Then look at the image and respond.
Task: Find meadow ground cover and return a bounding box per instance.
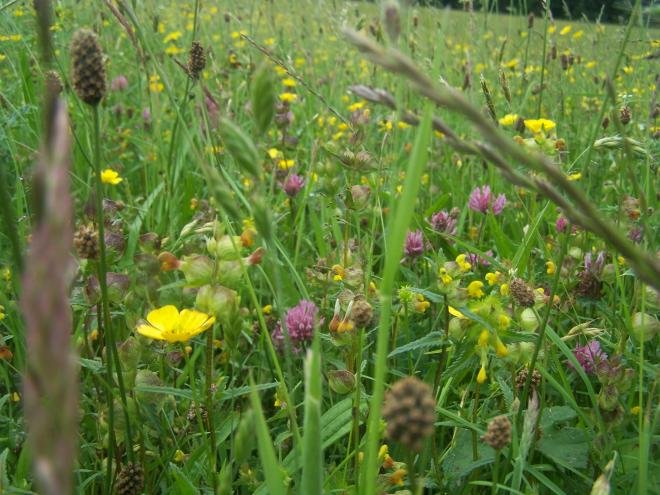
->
[0,0,659,493]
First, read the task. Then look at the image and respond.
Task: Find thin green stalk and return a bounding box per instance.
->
[206,326,218,494]
[360,109,432,495]
[92,107,135,470]
[536,0,551,117]
[0,166,23,275]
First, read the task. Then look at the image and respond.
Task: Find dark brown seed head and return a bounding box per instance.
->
[510,278,535,308]
[575,270,602,299]
[188,41,206,80]
[515,367,542,391]
[382,376,435,452]
[481,415,512,450]
[619,106,632,125]
[70,29,106,106]
[73,224,98,260]
[115,462,144,495]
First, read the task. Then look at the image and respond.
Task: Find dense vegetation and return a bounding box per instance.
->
[0,0,658,494]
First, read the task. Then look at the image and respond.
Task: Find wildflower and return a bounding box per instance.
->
[468,185,506,215]
[524,118,556,134]
[448,306,465,318]
[389,469,407,487]
[438,267,453,285]
[498,313,511,329]
[174,449,186,462]
[560,25,572,36]
[414,294,431,313]
[279,92,297,103]
[485,271,501,286]
[631,406,641,415]
[282,77,296,88]
[101,168,123,185]
[569,340,607,374]
[282,174,305,197]
[477,365,487,383]
[495,339,508,357]
[546,261,556,275]
[455,254,472,272]
[285,300,320,343]
[467,280,485,298]
[0,305,5,321]
[111,75,128,91]
[430,209,458,235]
[500,283,509,296]
[556,215,568,233]
[403,230,424,259]
[136,305,216,343]
[478,329,490,348]
[268,148,281,159]
[498,113,518,126]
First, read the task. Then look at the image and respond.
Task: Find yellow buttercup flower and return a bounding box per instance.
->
[498,113,518,126]
[279,92,297,103]
[136,305,215,343]
[524,118,556,134]
[101,168,123,185]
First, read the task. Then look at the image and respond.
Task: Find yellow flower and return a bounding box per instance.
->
[546,261,556,275]
[101,168,123,185]
[467,280,485,298]
[165,45,184,56]
[477,365,487,384]
[163,31,183,43]
[347,101,365,112]
[455,254,471,272]
[389,469,407,487]
[500,283,510,296]
[495,339,508,357]
[631,406,641,415]
[503,58,519,69]
[478,330,490,348]
[267,148,281,159]
[567,172,581,181]
[498,314,511,329]
[332,264,345,282]
[282,77,296,88]
[0,305,5,321]
[623,66,633,74]
[498,113,518,126]
[572,30,584,40]
[136,305,215,343]
[12,392,20,402]
[524,118,556,134]
[397,121,411,130]
[485,271,501,286]
[278,159,295,170]
[439,267,453,285]
[174,449,186,462]
[560,25,572,36]
[262,304,272,315]
[279,92,297,103]
[448,306,465,318]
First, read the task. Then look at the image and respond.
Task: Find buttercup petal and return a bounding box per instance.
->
[147,305,180,332]
[136,323,166,341]
[179,309,214,333]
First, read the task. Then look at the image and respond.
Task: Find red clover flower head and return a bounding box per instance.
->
[468,185,506,215]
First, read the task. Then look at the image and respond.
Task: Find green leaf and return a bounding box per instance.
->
[443,429,495,480]
[537,427,589,470]
[249,376,287,495]
[301,333,323,494]
[168,463,198,495]
[388,331,445,357]
[540,406,577,430]
[511,202,549,274]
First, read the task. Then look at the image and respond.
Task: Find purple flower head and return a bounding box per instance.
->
[404,230,424,258]
[282,174,306,197]
[430,210,457,235]
[285,300,319,343]
[568,340,608,374]
[111,75,128,91]
[628,227,643,244]
[468,185,506,215]
[585,251,605,276]
[555,215,568,233]
[467,249,494,267]
[141,107,151,122]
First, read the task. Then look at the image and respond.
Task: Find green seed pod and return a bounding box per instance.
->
[252,63,276,135]
[519,307,539,332]
[218,117,260,178]
[195,284,240,327]
[630,312,659,343]
[327,370,356,394]
[179,255,215,287]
